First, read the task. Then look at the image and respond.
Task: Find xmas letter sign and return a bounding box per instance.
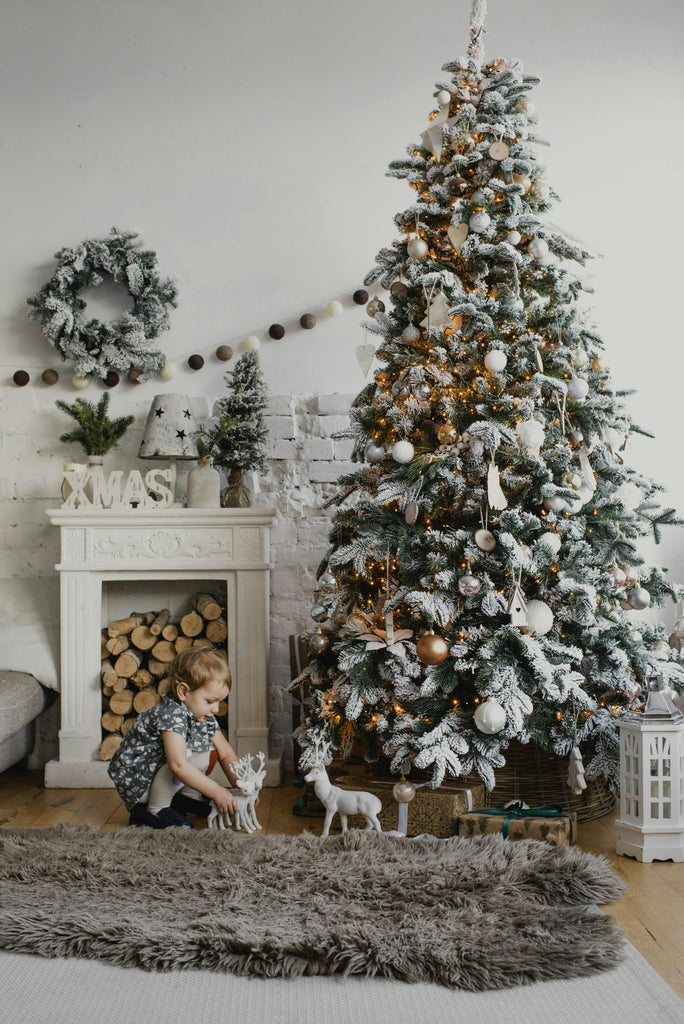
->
[61,467,174,510]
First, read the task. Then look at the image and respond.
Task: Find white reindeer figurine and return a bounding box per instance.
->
[208,752,266,833]
[304,765,383,838]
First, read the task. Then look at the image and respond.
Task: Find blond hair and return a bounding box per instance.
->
[169,647,231,699]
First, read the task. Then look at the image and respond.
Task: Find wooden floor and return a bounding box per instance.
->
[1,767,683,1001]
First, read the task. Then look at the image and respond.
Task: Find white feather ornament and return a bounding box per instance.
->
[577,446,597,493]
[567,745,587,795]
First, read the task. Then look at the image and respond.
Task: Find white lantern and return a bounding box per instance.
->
[616,678,684,862]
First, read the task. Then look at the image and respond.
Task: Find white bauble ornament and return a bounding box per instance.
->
[484,349,507,373]
[525,599,554,636]
[572,347,589,368]
[242,336,261,352]
[326,301,343,317]
[392,440,415,464]
[71,375,89,389]
[407,236,428,259]
[567,377,589,402]
[528,238,549,260]
[474,698,507,734]
[627,587,651,610]
[516,418,545,451]
[402,324,421,344]
[506,229,522,246]
[469,211,491,233]
[436,89,451,106]
[563,491,585,515]
[543,495,567,512]
[538,531,561,555]
[393,777,417,803]
[628,630,643,645]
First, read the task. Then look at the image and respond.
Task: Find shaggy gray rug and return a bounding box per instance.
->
[0,824,626,991]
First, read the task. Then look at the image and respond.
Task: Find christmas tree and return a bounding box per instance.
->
[199,351,269,506]
[296,0,684,791]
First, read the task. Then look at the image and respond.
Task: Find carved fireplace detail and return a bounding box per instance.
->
[45,507,282,787]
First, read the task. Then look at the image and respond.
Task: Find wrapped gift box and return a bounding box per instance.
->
[455,805,577,846]
[335,774,485,838]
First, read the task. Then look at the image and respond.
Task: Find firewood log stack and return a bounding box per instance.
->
[99,593,228,759]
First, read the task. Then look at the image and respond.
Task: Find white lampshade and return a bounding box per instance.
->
[138,394,200,460]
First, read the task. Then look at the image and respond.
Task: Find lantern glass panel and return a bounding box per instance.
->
[664,781,671,798]
[663,759,671,776]
[651,781,659,798]
[663,804,671,819]
[651,802,659,818]
[650,758,658,776]
[635,778,639,795]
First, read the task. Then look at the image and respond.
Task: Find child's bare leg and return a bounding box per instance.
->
[148,751,210,813]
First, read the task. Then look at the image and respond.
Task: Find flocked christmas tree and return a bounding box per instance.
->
[198,351,269,507]
[296,0,684,792]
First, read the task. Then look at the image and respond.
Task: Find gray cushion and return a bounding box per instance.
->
[0,671,50,742]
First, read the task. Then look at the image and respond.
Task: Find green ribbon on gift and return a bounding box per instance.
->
[468,805,573,842]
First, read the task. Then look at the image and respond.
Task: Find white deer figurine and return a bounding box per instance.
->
[208,752,266,833]
[304,765,383,838]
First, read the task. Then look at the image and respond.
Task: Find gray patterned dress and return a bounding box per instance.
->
[108,693,219,810]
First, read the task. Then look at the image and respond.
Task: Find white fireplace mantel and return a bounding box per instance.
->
[44,507,282,788]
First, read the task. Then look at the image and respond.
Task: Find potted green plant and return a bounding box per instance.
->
[56,392,134,470]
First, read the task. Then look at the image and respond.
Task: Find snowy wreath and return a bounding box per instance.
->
[27,228,178,381]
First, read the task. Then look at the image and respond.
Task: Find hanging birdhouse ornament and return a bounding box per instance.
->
[507,583,528,627]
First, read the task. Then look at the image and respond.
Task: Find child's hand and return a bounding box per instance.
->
[212,785,238,816]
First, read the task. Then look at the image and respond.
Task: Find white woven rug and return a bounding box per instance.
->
[1,938,681,1024]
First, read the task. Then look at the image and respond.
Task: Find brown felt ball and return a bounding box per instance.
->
[104,371,120,387]
[42,368,59,385]
[13,370,30,387]
[268,324,285,340]
[216,345,233,361]
[127,368,142,384]
[188,354,205,370]
[299,314,317,330]
[352,289,369,305]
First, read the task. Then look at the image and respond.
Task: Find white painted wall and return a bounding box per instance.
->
[0,0,683,757]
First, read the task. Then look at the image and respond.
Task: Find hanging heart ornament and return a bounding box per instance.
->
[356,344,376,377]
[447,222,468,253]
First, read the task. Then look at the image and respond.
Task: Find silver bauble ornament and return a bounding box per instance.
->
[407,236,428,259]
[473,698,506,734]
[392,777,417,803]
[412,382,432,401]
[458,573,482,596]
[651,639,671,660]
[310,603,329,623]
[627,587,651,610]
[309,632,329,655]
[401,324,421,344]
[319,572,337,593]
[366,295,385,317]
[365,442,385,463]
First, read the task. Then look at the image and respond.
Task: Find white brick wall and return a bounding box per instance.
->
[0,392,355,771]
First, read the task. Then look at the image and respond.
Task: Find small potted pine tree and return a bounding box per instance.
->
[56,392,135,459]
[197,351,269,507]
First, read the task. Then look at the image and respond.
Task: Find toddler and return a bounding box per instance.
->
[108,646,241,828]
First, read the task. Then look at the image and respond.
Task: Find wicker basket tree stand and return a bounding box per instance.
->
[480,740,616,823]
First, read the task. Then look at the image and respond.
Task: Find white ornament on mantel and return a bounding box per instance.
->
[60,467,174,510]
[616,678,684,862]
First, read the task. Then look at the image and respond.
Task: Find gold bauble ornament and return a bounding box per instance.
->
[437,423,459,444]
[416,632,449,665]
[591,355,605,372]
